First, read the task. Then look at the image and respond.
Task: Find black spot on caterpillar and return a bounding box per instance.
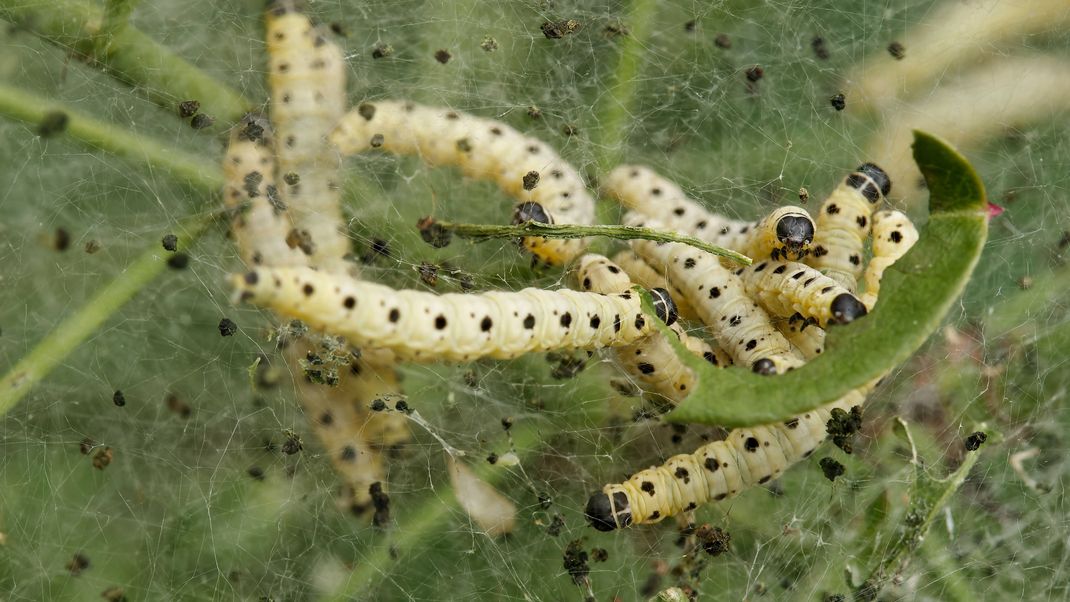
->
[860,210,919,309]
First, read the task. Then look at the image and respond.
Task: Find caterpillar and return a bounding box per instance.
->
[625,213,803,375]
[611,250,699,322]
[223,113,307,269]
[859,210,919,310]
[576,254,729,404]
[585,381,876,531]
[737,260,868,329]
[806,163,892,291]
[776,317,826,361]
[602,165,815,260]
[232,266,677,362]
[266,1,351,273]
[330,100,596,265]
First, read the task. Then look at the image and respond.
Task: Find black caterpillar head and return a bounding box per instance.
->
[846,163,892,203]
[752,358,777,375]
[585,491,632,532]
[829,293,868,325]
[774,214,815,250]
[512,201,553,225]
[649,288,679,326]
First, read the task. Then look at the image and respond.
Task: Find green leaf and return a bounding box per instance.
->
[659,130,989,427]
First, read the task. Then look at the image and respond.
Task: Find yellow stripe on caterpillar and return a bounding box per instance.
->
[331,100,596,265]
[223,114,307,269]
[860,210,919,310]
[624,213,803,375]
[807,163,892,291]
[737,260,867,329]
[233,266,677,363]
[585,381,876,530]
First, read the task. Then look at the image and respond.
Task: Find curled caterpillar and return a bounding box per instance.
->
[610,250,699,322]
[331,100,595,265]
[223,113,307,268]
[602,165,815,260]
[266,2,351,272]
[860,210,919,310]
[576,254,729,404]
[232,266,677,362]
[585,381,875,531]
[737,260,868,329]
[626,213,802,375]
[806,163,892,291]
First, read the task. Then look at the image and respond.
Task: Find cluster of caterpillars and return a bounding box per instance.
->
[227,1,919,531]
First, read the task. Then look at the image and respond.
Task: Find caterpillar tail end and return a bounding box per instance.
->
[585,490,632,532]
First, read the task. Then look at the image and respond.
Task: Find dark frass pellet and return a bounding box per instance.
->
[66,552,91,575]
[394,399,411,414]
[888,41,906,60]
[830,93,846,111]
[819,457,846,481]
[52,227,71,251]
[434,49,452,64]
[684,19,698,33]
[218,318,238,337]
[38,111,69,138]
[371,43,394,59]
[161,234,178,252]
[964,431,988,451]
[370,398,387,412]
[247,466,265,481]
[746,65,764,82]
[522,170,540,191]
[178,100,201,118]
[527,105,542,119]
[112,390,126,407]
[167,253,190,269]
[190,113,215,130]
[480,36,498,52]
[811,36,830,60]
[282,432,303,455]
[714,34,731,49]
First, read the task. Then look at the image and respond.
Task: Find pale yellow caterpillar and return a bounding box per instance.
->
[610,250,699,322]
[602,165,816,260]
[576,254,728,404]
[330,100,596,265]
[860,210,919,310]
[806,163,892,291]
[625,213,803,375]
[223,114,307,268]
[737,260,868,329]
[776,317,826,361]
[232,266,678,362]
[585,381,876,530]
[266,2,351,273]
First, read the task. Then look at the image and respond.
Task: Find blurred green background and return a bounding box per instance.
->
[1,0,1069,599]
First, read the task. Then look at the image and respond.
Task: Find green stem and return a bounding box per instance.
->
[325,418,551,600]
[0,0,250,125]
[0,83,223,191]
[0,214,216,417]
[430,219,752,265]
[594,0,659,173]
[0,86,225,417]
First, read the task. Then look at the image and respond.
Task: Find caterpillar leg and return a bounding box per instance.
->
[860,210,919,309]
[331,100,595,265]
[625,213,802,375]
[806,163,892,292]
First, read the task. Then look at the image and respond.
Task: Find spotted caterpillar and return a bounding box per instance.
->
[576,254,729,404]
[806,163,892,291]
[625,213,803,375]
[776,318,826,361]
[223,114,307,268]
[266,1,351,273]
[737,260,868,329]
[860,210,919,310]
[585,381,876,530]
[330,100,596,265]
[602,165,815,261]
[610,250,699,322]
[232,266,677,362]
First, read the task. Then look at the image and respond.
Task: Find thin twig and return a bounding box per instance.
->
[428,219,752,265]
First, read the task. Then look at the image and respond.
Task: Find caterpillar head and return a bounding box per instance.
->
[774,213,815,253]
[585,490,632,532]
[846,163,892,203]
[649,287,679,326]
[752,358,778,375]
[829,293,868,325]
[512,201,553,225]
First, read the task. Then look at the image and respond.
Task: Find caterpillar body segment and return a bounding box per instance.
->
[331,100,595,265]
[223,114,307,268]
[625,213,803,375]
[806,163,892,291]
[610,250,699,322]
[266,4,351,272]
[860,210,919,310]
[738,261,868,329]
[233,267,677,363]
[576,255,726,403]
[602,165,815,260]
[585,383,873,531]
[776,317,826,361]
